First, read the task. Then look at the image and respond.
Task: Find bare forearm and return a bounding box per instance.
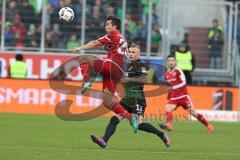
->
[73,40,102,52]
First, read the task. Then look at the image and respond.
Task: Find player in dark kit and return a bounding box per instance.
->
[90,43,170,148]
[72,16,138,132]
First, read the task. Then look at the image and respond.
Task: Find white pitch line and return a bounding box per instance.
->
[0,145,239,157]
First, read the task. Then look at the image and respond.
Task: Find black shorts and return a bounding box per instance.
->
[120,98,146,116]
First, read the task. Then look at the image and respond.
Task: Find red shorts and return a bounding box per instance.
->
[167,96,193,109]
[93,58,124,93]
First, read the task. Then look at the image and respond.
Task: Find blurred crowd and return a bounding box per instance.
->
[0,0,162,53]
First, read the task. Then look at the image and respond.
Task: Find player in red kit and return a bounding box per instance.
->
[72,16,138,132]
[159,55,214,133]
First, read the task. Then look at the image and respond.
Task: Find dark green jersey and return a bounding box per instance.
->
[123,59,149,99]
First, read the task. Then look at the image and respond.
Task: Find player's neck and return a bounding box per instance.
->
[130,59,140,62]
[110,29,119,33]
[169,67,175,71]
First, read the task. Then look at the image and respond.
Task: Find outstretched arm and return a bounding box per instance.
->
[72,40,103,53]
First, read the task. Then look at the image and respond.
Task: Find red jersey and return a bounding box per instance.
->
[11,23,26,40]
[164,67,189,100]
[98,30,128,60]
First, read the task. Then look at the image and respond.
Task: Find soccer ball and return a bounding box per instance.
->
[59,7,74,22]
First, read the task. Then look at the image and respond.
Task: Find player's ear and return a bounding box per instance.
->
[113,25,117,30]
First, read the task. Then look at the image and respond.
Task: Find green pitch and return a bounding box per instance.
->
[0,113,239,160]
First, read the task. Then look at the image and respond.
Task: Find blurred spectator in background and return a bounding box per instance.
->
[124,23,131,41]
[36,3,53,30]
[64,0,73,6]
[88,6,105,28]
[1,0,156,52]
[133,21,147,50]
[45,31,53,48]
[19,0,35,29]
[51,23,64,48]
[86,5,105,41]
[74,0,91,22]
[94,0,105,17]
[141,0,159,25]
[4,21,13,46]
[15,39,25,49]
[67,34,80,52]
[49,0,60,7]
[104,0,122,14]
[152,7,159,26]
[208,19,224,69]
[106,4,116,17]
[174,44,195,84]
[50,0,65,25]
[151,24,161,53]
[208,32,224,69]
[11,14,26,40]
[36,24,43,41]
[125,13,137,39]
[53,0,76,37]
[208,19,224,41]
[9,54,27,79]
[6,0,18,21]
[11,14,26,49]
[26,24,39,48]
[44,3,54,30]
[116,1,123,19]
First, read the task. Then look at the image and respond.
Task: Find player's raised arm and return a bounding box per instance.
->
[72,40,103,53]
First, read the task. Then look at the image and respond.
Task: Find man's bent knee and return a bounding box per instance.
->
[102,89,116,108]
[79,55,94,66]
[138,115,144,124]
[165,104,176,112]
[189,108,198,117]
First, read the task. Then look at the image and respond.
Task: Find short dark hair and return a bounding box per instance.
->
[129,42,140,49]
[213,19,218,23]
[167,55,175,59]
[107,16,121,30]
[16,54,23,61]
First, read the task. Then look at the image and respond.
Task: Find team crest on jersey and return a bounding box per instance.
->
[166,71,177,82]
[104,42,116,51]
[128,66,133,71]
[169,71,176,78]
[172,72,177,77]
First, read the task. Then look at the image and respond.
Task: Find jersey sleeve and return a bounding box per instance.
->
[126,63,148,78]
[143,62,150,71]
[172,69,186,90]
[138,62,148,74]
[97,34,111,44]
